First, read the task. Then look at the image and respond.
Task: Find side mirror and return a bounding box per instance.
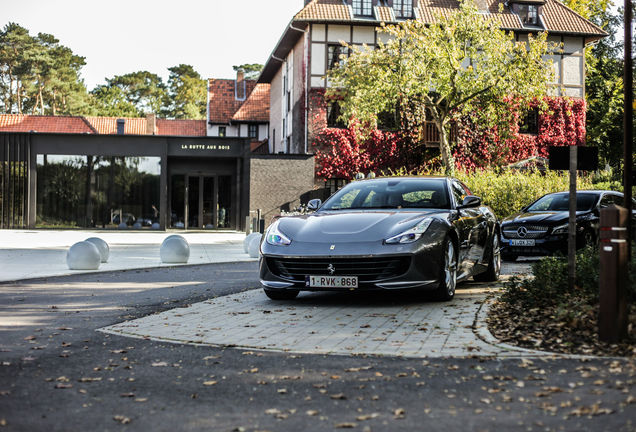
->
[458,195,481,209]
[307,199,322,211]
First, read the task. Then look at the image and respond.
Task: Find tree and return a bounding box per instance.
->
[163,64,206,119]
[0,23,90,115]
[232,63,263,80]
[90,84,139,117]
[98,71,167,116]
[327,0,553,174]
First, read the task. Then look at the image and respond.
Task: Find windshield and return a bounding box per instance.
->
[321,179,450,211]
[527,193,599,212]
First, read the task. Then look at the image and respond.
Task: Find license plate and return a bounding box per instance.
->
[510,239,535,246]
[305,275,358,288]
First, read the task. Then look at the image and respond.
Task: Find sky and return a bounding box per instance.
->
[3,0,303,90]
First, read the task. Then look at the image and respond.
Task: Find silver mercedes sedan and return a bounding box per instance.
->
[259,177,501,301]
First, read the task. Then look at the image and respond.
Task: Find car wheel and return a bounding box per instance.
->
[474,233,501,282]
[582,229,596,248]
[435,239,457,301]
[263,288,299,300]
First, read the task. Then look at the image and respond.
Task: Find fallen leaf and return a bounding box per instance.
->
[203,381,217,386]
[394,408,406,418]
[356,413,379,421]
[330,393,346,400]
[335,422,357,428]
[113,415,131,424]
[151,362,168,367]
[306,410,319,416]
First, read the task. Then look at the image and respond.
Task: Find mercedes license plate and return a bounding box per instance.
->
[510,239,535,247]
[305,275,358,288]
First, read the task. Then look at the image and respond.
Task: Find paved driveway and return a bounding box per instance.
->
[101,261,544,359]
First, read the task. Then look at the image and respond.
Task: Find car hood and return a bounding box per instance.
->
[276,210,447,243]
[502,210,591,226]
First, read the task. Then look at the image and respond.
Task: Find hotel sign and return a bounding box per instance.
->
[167,139,245,157]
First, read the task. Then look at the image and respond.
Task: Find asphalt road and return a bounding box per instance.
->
[0,262,634,431]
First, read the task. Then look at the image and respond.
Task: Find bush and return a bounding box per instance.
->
[454,170,596,219]
[501,246,636,308]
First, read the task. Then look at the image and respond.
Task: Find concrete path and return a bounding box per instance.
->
[0,230,257,282]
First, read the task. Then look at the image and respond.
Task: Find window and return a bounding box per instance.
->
[352,0,373,17]
[328,44,349,70]
[518,4,539,26]
[327,101,346,128]
[451,181,467,206]
[325,178,347,195]
[218,126,226,137]
[519,108,539,134]
[248,124,258,139]
[393,0,413,19]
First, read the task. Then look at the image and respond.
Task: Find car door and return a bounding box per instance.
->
[450,180,482,279]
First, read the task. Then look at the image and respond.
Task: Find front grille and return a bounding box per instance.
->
[266,256,411,283]
[502,225,549,239]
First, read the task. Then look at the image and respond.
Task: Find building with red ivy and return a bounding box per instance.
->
[257,0,606,173]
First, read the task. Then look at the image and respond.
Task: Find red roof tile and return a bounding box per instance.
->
[84,116,147,135]
[156,119,206,136]
[293,0,606,38]
[208,78,257,124]
[0,115,96,134]
[232,84,270,123]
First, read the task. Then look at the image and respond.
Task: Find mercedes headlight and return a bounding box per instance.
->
[266,220,292,246]
[385,218,433,244]
[552,224,568,235]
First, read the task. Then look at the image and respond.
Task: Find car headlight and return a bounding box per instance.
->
[552,223,568,235]
[265,220,292,246]
[385,218,433,244]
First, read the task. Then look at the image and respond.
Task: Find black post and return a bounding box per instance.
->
[624,0,633,259]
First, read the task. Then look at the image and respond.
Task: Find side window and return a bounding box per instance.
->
[451,181,466,207]
[599,195,613,208]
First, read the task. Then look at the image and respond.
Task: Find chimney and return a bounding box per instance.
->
[236,68,245,100]
[146,113,157,135]
[116,119,125,135]
[304,0,312,4]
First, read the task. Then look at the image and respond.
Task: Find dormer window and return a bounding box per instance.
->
[517,4,539,26]
[352,0,373,17]
[393,0,413,19]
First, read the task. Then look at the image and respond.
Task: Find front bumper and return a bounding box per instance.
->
[500,233,580,257]
[259,240,445,292]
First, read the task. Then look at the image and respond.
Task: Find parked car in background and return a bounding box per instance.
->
[500,190,636,261]
[259,177,501,301]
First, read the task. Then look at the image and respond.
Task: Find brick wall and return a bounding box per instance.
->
[250,154,315,226]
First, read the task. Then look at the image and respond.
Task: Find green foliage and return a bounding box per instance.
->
[163,64,206,119]
[501,246,636,309]
[583,7,625,168]
[452,169,596,219]
[233,63,263,80]
[326,0,553,174]
[0,22,90,115]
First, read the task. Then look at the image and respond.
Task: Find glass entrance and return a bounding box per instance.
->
[170,174,232,230]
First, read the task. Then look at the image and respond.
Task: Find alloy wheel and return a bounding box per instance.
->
[444,241,457,296]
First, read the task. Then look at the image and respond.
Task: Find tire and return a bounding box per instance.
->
[474,232,501,282]
[581,229,596,249]
[434,238,457,301]
[501,253,517,262]
[263,288,299,300]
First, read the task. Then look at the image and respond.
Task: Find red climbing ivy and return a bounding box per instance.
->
[312,96,586,178]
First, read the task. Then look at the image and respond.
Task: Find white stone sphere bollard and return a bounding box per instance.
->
[67,241,101,270]
[247,233,262,258]
[244,232,261,253]
[118,222,128,229]
[84,237,109,263]
[132,221,142,229]
[160,235,190,263]
[151,222,160,230]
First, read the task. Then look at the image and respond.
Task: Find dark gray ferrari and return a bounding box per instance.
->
[259,177,501,301]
